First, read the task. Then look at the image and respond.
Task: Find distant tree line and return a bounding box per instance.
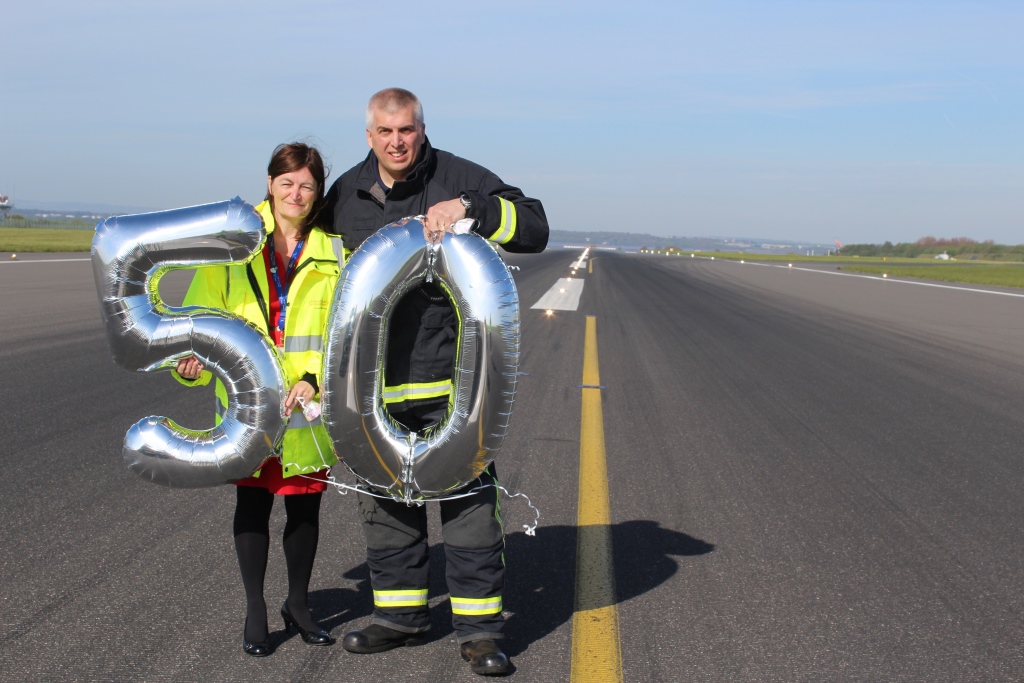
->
[843,237,1024,261]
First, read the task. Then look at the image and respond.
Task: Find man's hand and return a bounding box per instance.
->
[285,380,316,418]
[176,356,204,380]
[423,197,467,243]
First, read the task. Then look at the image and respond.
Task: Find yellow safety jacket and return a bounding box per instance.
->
[174,200,344,478]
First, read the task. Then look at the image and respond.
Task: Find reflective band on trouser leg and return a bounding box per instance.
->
[382,380,452,406]
[450,596,503,616]
[373,589,429,609]
[487,198,517,245]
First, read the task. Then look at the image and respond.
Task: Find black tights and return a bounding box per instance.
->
[233,486,323,642]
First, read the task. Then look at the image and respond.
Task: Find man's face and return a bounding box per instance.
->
[366,104,424,185]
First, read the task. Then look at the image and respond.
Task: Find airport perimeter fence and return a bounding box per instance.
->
[0,217,97,230]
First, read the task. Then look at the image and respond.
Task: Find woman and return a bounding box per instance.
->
[174,142,344,656]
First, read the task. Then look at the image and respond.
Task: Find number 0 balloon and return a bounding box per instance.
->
[91,198,288,488]
[321,217,520,501]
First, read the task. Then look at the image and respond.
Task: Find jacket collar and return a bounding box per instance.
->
[254,201,339,266]
[357,137,437,200]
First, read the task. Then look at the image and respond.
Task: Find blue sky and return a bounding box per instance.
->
[3,0,1021,244]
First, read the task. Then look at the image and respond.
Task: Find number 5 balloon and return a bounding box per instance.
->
[91,198,287,488]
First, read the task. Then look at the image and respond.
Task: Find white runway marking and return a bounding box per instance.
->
[0,258,91,265]
[700,257,1024,300]
[532,278,585,311]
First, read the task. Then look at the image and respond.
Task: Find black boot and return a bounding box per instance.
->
[342,624,428,653]
[460,639,509,676]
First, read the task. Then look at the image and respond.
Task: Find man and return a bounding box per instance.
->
[323,88,548,676]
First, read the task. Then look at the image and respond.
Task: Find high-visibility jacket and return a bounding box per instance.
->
[174,200,344,478]
[323,138,549,412]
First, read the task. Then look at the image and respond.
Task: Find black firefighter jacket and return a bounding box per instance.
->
[323,139,549,419]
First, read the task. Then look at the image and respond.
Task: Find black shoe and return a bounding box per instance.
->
[242,637,271,657]
[460,639,509,676]
[342,624,428,654]
[281,602,335,646]
[242,611,271,657]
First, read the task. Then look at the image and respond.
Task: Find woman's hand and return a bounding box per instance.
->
[176,356,204,380]
[284,380,316,417]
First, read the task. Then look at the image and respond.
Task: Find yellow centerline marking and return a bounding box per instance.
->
[571,316,623,683]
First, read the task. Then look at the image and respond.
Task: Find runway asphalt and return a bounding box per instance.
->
[1,248,1023,681]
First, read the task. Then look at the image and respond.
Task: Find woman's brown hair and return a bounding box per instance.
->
[264,142,330,236]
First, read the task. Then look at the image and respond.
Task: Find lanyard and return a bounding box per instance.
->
[266,232,305,342]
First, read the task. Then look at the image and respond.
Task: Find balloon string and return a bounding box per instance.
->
[470,484,539,537]
[292,407,540,536]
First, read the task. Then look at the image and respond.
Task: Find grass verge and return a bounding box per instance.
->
[839,264,1024,288]
[657,251,927,264]
[644,251,1024,288]
[0,228,94,252]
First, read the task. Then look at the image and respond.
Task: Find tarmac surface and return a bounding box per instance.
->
[2,249,1024,681]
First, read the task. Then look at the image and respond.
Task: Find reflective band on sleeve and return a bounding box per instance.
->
[450,596,503,616]
[284,335,323,353]
[330,236,346,265]
[374,589,429,608]
[382,380,452,405]
[288,410,321,428]
[487,198,517,245]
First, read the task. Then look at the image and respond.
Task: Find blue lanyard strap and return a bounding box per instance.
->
[266,232,305,340]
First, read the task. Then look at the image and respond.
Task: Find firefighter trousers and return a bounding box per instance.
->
[356,462,505,643]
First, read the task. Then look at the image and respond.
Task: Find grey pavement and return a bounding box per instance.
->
[2,249,1023,681]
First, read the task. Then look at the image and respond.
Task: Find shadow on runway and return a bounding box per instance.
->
[504,520,713,655]
[301,521,713,653]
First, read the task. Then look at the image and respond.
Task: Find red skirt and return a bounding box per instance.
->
[234,457,329,495]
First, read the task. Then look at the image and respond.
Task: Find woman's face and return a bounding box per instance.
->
[267,167,317,226]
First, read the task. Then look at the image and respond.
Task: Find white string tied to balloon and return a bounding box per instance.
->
[296,395,539,536]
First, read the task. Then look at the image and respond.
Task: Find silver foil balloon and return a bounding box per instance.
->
[321,217,520,501]
[92,197,288,488]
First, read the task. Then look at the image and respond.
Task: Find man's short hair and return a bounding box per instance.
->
[366,88,424,129]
